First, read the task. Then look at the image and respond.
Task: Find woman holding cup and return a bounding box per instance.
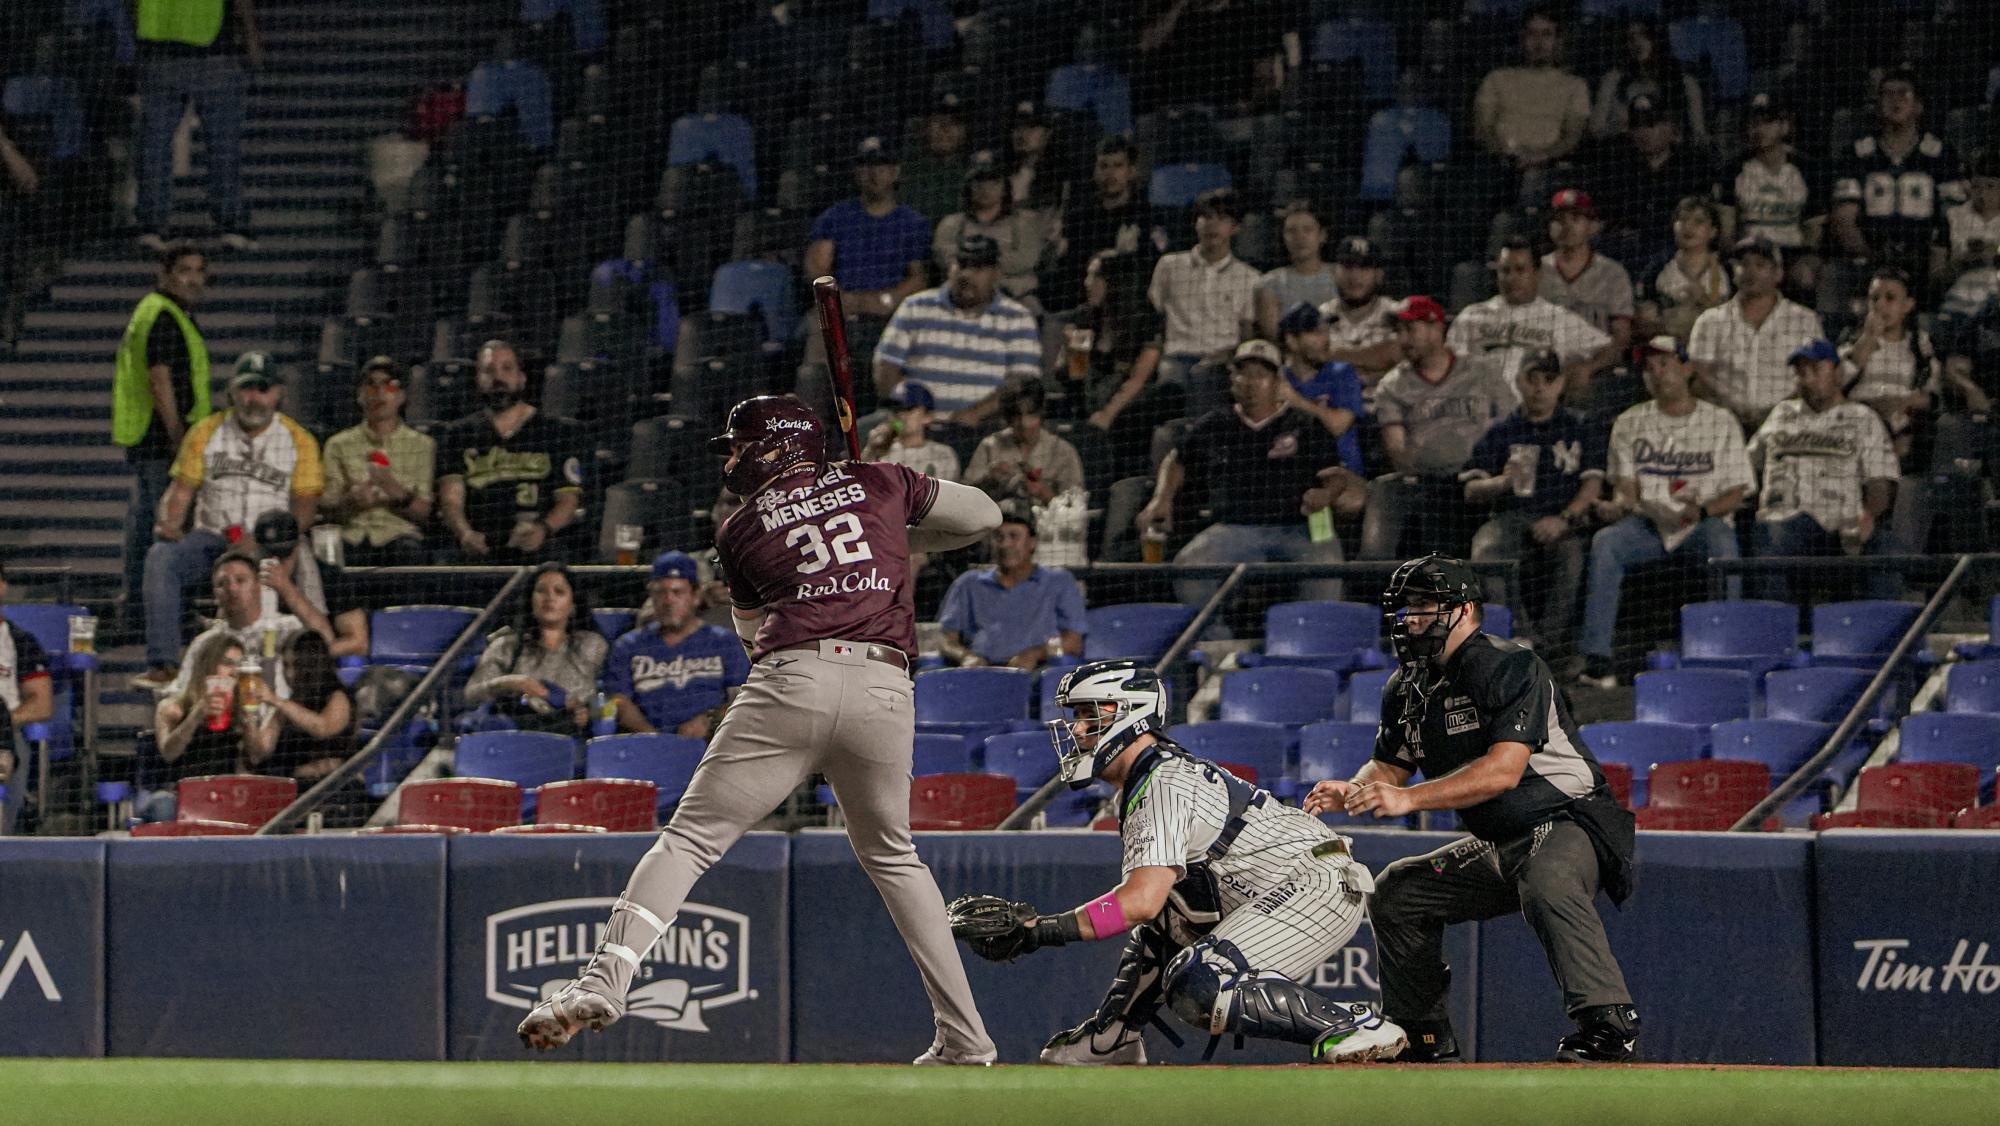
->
[143,632,257,821]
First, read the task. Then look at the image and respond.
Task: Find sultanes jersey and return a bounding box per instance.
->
[1747,399,1899,533]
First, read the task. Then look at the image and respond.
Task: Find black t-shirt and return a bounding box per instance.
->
[1178,403,1346,525]
[1463,408,1609,520]
[1584,141,1711,252]
[1133,0,1300,113]
[434,409,585,548]
[167,725,243,785]
[132,292,201,461]
[1373,633,1604,842]
[1054,197,1162,303]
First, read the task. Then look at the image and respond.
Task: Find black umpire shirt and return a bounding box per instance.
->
[1373,632,1605,843]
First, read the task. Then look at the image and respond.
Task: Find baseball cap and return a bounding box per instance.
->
[955,232,1001,268]
[359,355,402,384]
[650,550,700,585]
[1551,188,1597,217]
[1788,339,1840,366]
[1641,334,1689,362]
[932,87,970,117]
[1333,235,1381,268]
[1231,339,1283,371]
[1521,349,1562,378]
[1396,295,1447,324]
[852,134,897,167]
[229,351,281,391]
[886,381,937,412]
[1748,91,1792,120]
[1009,98,1047,125]
[252,510,300,557]
[1278,301,1326,338]
[1730,234,1784,267]
[1626,93,1667,129]
[964,149,1004,182]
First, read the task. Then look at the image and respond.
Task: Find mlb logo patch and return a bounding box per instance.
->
[832,644,854,656]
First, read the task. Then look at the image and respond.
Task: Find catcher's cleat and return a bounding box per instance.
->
[1310,1007,1408,1064]
[1039,1021,1148,1066]
[912,1044,999,1066]
[517,983,623,1051]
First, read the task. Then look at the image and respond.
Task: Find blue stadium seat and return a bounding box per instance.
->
[1633,668,1754,730]
[1897,713,2000,772]
[866,0,955,50]
[1808,600,1920,669]
[1036,665,1068,720]
[709,258,798,345]
[1044,63,1133,136]
[1245,600,1382,672]
[465,58,554,151]
[1668,12,1749,101]
[1946,660,2000,715]
[980,731,1058,794]
[1676,600,1799,676]
[1218,667,1342,726]
[5,602,84,657]
[1950,595,2000,660]
[1085,603,1196,662]
[1309,17,1397,101]
[1148,163,1232,209]
[914,667,1033,723]
[370,606,480,666]
[585,733,705,813]
[1708,719,1833,780]
[1481,603,1513,639]
[914,732,975,777]
[667,112,758,199]
[592,608,638,641]
[1296,722,1377,792]
[1764,666,1878,724]
[1166,722,1291,795]
[1359,106,1450,201]
[456,730,578,809]
[1344,667,1392,724]
[1579,721,1705,806]
[1043,782,1112,827]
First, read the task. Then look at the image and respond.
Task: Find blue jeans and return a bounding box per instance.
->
[1750,513,1904,602]
[137,55,248,233]
[136,789,178,823]
[1173,521,1345,608]
[143,529,226,667]
[123,456,174,616]
[1579,515,1740,661]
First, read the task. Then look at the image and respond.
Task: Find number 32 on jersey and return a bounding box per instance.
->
[787,512,874,574]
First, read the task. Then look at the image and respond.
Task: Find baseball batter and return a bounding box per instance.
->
[520,394,1003,1065]
[948,659,1406,1065]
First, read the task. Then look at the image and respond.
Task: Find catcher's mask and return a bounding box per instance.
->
[1381,554,1482,667]
[1049,659,1165,789]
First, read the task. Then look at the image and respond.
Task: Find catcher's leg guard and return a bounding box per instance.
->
[1162,937,1407,1063]
[1040,922,1175,1065]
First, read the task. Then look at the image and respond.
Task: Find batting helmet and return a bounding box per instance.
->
[1049,659,1167,789]
[710,394,826,496]
[1381,554,1482,667]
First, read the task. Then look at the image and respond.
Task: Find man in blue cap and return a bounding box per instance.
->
[604,551,750,739]
[1278,301,1368,473]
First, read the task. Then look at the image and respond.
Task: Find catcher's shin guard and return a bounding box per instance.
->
[1040,923,1176,1065]
[1163,938,1406,1062]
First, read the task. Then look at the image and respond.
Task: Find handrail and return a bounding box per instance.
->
[1729,553,1973,832]
[257,566,531,835]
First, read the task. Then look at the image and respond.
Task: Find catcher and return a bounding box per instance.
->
[950,658,1406,1065]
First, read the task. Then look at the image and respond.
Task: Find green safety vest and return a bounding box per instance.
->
[137,0,226,49]
[113,292,211,449]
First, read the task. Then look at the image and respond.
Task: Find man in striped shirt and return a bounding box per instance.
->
[873,233,1042,427]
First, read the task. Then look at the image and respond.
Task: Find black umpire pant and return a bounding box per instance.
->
[1370,819,1632,1024]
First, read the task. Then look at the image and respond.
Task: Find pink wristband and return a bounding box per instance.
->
[1083,894,1127,940]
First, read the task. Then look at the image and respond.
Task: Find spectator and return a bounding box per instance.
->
[1839,267,1938,462]
[1576,338,1751,689]
[937,509,1086,669]
[158,549,312,711]
[872,233,1041,426]
[1639,196,1731,345]
[899,91,972,225]
[1831,67,1964,292]
[606,551,747,738]
[1318,235,1402,392]
[135,0,262,251]
[252,509,366,659]
[1148,187,1258,420]
[1540,190,1634,362]
[244,631,365,825]
[319,357,435,567]
[435,338,584,563]
[1746,340,1903,602]
[1003,99,1062,217]
[1132,0,1296,118]
[1049,136,1160,308]
[1583,95,1710,269]
[1473,7,1590,171]
[931,152,1050,307]
[1276,302,1366,474]
[1944,150,2000,284]
[802,134,933,406]
[965,379,1086,505]
[1253,203,1336,341]
[1137,340,1355,607]
[1589,18,1707,148]
[145,631,250,821]
[0,560,54,833]
[1067,249,1173,479]
[1461,350,1607,666]
[0,120,40,346]
[1449,237,1612,397]
[465,562,608,735]
[1717,94,1822,282]
[137,356,321,688]
[1361,296,1518,561]
[1689,236,1825,429]
[113,242,213,629]
[862,382,960,482]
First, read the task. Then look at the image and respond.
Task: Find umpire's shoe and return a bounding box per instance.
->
[518,983,623,1051]
[1554,1004,1640,1063]
[1039,1021,1148,1066]
[1395,1018,1463,1063]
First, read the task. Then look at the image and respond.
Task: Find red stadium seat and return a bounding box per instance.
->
[1811,808,1949,830]
[1856,763,1982,817]
[909,772,1018,831]
[131,818,257,837]
[493,822,609,834]
[176,774,298,829]
[1211,761,1259,784]
[357,824,469,835]
[534,778,659,832]
[1952,805,2000,829]
[1634,806,1738,831]
[398,778,523,832]
[1645,759,1770,823]
[1600,761,1634,809]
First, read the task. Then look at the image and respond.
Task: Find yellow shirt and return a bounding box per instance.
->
[171,412,322,535]
[322,422,436,546]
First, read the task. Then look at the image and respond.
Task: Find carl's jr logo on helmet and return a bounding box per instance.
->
[487,898,754,1033]
[768,418,815,432]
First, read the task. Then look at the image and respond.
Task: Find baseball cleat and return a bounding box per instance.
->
[1039,1022,1149,1066]
[1554,1004,1640,1063]
[1312,1006,1408,1063]
[912,1043,999,1066]
[517,983,622,1051]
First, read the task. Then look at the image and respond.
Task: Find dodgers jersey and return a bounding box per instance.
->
[604,622,751,730]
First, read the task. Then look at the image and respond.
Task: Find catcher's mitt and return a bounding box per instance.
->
[947,893,1040,962]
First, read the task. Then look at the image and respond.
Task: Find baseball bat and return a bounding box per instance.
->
[812,276,863,460]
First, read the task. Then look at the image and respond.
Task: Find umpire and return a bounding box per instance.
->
[1304,555,1638,1062]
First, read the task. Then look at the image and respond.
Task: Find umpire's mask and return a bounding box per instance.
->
[1382,554,1482,667]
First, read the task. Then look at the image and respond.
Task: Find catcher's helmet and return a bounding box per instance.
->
[710,394,826,496]
[1049,659,1166,789]
[1381,554,1482,666]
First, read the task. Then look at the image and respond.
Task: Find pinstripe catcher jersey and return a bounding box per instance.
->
[1118,741,1342,915]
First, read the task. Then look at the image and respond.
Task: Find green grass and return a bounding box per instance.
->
[3,1059,1993,1126]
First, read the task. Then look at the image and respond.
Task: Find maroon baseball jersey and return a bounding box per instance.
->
[717,460,940,660]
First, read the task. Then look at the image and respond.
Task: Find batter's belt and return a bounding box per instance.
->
[769,638,911,674]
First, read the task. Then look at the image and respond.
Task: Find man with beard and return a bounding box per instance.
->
[1050,137,1161,308]
[435,338,584,563]
[1317,236,1403,396]
[873,234,1042,428]
[135,354,322,689]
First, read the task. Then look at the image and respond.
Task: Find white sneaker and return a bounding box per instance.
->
[517,983,622,1051]
[217,231,258,251]
[1313,1006,1408,1063]
[1039,1022,1148,1066]
[912,1044,998,1066]
[137,232,168,254]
